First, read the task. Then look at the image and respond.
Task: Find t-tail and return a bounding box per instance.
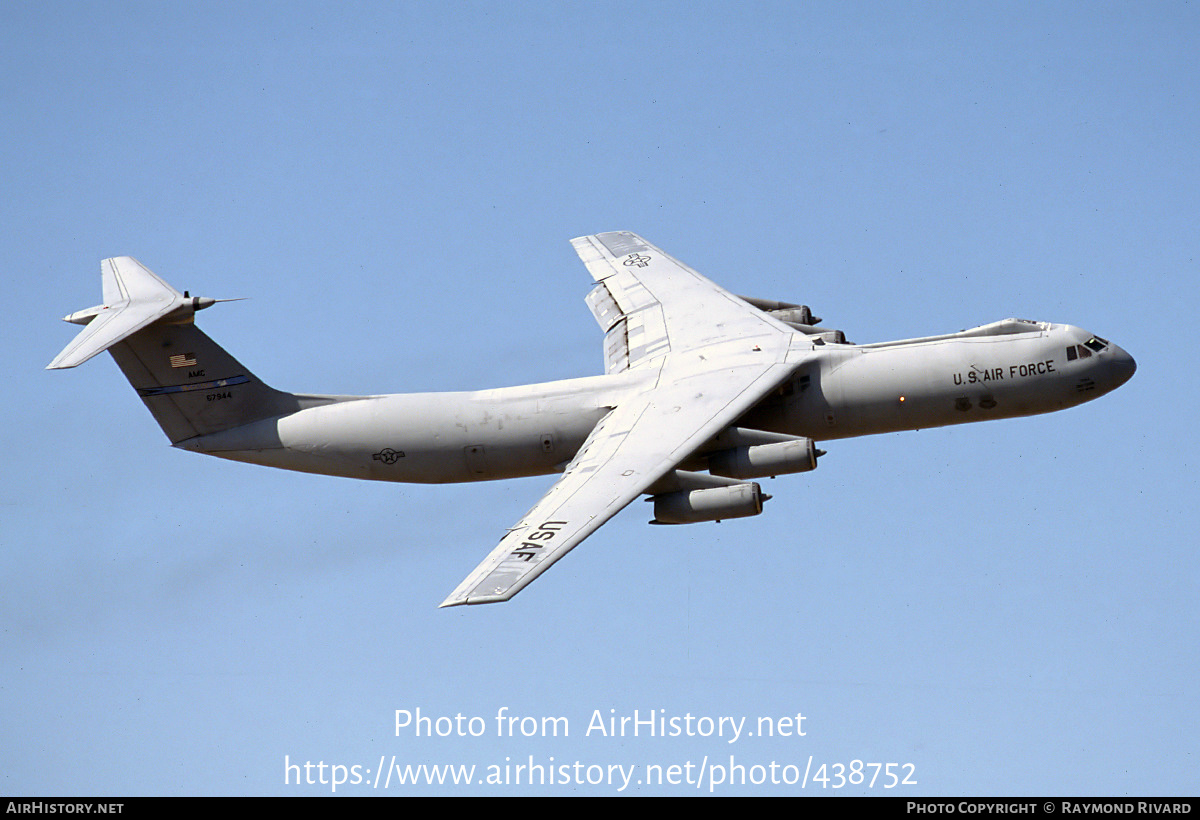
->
[48,257,307,444]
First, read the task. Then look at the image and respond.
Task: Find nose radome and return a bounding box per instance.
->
[1108,344,1136,388]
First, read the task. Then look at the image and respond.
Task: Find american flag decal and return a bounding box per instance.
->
[169,353,198,368]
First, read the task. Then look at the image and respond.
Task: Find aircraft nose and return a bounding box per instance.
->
[1108,344,1136,388]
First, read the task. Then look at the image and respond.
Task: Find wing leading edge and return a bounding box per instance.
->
[440,232,808,607]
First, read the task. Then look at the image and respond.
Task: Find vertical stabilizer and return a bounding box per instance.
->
[107,321,302,443]
[51,257,307,443]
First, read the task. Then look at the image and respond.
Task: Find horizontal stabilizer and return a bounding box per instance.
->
[48,257,187,369]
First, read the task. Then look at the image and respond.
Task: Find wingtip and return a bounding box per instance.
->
[438,591,512,609]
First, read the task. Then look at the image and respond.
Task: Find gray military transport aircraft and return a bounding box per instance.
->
[49,232,1135,607]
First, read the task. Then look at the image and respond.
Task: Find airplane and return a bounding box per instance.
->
[48,232,1136,607]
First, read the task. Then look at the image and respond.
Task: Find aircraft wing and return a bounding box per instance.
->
[439,232,807,607]
[576,231,797,373]
[47,257,186,369]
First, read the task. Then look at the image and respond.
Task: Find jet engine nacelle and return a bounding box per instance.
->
[777,324,846,344]
[708,437,821,479]
[651,483,768,525]
[767,306,821,326]
[809,329,846,344]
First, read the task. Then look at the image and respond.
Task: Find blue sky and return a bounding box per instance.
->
[3,1,1196,795]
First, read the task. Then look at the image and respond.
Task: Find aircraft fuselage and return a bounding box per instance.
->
[181,320,1134,483]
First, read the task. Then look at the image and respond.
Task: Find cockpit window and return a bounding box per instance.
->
[1084,336,1108,352]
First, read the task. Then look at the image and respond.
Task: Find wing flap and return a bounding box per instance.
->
[581,265,670,374]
